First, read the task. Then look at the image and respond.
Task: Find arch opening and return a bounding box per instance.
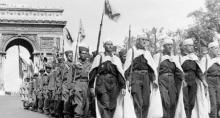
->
[5,38,34,60]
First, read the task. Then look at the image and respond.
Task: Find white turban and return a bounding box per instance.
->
[183,38,194,46]
[78,42,89,49]
[163,38,173,45]
[137,34,148,40]
[103,38,113,45]
[208,41,219,48]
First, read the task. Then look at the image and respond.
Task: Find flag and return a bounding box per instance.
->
[79,20,86,42]
[104,0,120,22]
[19,56,28,79]
[65,28,73,43]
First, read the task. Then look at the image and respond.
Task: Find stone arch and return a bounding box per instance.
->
[3,36,37,60]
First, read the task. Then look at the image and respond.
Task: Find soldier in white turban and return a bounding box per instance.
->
[201,41,220,118]
[124,34,160,118]
[153,38,184,118]
[180,38,209,118]
[89,38,126,118]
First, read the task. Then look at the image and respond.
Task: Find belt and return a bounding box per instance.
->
[160,73,174,77]
[76,79,88,82]
[207,75,220,78]
[133,70,148,73]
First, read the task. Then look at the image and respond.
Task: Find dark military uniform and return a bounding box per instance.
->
[37,69,45,113]
[71,58,91,118]
[89,54,125,118]
[28,77,35,110]
[207,63,220,118]
[43,69,52,115]
[158,59,183,118]
[62,60,75,118]
[125,54,155,118]
[32,74,40,111]
[182,60,203,118]
[53,61,65,118]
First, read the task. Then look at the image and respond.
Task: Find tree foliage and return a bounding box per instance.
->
[185,0,220,54]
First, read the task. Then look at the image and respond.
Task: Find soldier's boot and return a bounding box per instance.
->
[50,110,56,117]
[44,109,50,115]
[74,114,83,118]
[38,108,44,113]
[63,114,71,118]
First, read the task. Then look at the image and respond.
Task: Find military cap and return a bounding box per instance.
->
[39,68,45,73]
[65,50,73,56]
[33,73,38,77]
[43,73,48,76]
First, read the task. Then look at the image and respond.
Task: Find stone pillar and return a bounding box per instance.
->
[0,51,6,95]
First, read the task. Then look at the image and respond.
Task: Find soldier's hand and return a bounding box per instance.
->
[203,81,208,87]
[126,81,130,87]
[182,80,187,87]
[90,88,95,97]
[121,88,126,96]
[152,81,158,89]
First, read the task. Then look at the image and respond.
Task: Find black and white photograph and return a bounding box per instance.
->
[0,0,219,118]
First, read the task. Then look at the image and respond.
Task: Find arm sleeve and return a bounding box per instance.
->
[117,72,126,89]
[148,65,156,82]
[196,63,205,81]
[174,66,184,81]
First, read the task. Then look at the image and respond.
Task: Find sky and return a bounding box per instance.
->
[2,0,205,91]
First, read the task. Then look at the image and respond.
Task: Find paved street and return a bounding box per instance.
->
[0,96,47,118]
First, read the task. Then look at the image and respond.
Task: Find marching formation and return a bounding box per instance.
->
[19,34,220,118]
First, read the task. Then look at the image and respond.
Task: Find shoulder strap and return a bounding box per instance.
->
[129,48,134,74]
[157,52,162,72]
[99,54,103,65]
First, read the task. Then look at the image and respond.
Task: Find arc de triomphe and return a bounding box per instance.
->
[0,4,67,92]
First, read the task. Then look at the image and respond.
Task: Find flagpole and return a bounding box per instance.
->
[128,25,131,51]
[73,19,82,82]
[96,10,105,55]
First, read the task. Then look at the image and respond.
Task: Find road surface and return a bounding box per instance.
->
[0,96,48,118]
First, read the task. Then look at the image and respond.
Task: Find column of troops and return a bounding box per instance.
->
[20,35,220,118]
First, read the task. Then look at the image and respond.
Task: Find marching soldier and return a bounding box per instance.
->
[20,77,31,110]
[201,41,220,118]
[37,68,46,113]
[89,39,126,118]
[43,64,52,115]
[53,54,65,118]
[153,38,184,118]
[71,44,91,118]
[28,76,35,110]
[62,50,75,118]
[124,35,159,118]
[180,38,209,118]
[31,73,39,111]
